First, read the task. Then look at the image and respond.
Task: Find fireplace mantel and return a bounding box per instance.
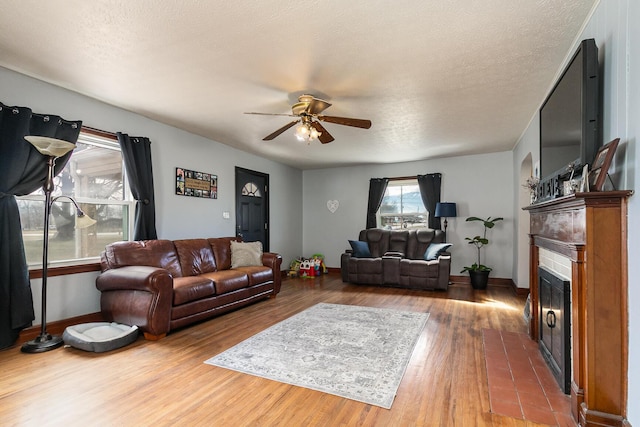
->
[524,191,632,427]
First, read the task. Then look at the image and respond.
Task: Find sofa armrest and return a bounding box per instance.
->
[96,266,172,293]
[436,254,452,290]
[96,266,173,339]
[340,252,353,282]
[261,252,283,294]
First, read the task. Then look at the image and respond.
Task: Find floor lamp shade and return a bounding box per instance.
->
[21,136,95,353]
[435,202,457,219]
[435,202,457,243]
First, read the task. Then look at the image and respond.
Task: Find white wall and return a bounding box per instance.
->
[512,0,639,421]
[302,152,514,279]
[0,66,303,324]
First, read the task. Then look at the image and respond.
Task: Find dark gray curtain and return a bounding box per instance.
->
[366,178,389,229]
[417,173,442,229]
[0,102,81,349]
[117,133,157,240]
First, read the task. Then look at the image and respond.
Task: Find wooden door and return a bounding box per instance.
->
[235,167,269,251]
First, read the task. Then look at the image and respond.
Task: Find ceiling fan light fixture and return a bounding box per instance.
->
[295,122,320,143]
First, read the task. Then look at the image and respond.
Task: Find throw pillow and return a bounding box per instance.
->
[424,243,452,261]
[230,240,263,268]
[349,240,372,258]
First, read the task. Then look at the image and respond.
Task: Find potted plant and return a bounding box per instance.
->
[460,216,503,289]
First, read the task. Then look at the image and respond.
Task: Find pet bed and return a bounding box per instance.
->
[63,322,138,352]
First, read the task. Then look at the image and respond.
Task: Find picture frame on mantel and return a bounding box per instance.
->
[588,138,619,191]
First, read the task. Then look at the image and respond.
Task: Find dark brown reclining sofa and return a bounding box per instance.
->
[341,228,451,291]
[96,237,282,340]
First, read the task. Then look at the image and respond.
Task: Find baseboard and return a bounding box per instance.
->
[511,284,530,296]
[17,312,105,345]
[450,275,527,295]
[282,268,341,278]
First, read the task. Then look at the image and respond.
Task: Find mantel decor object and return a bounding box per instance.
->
[588,138,619,191]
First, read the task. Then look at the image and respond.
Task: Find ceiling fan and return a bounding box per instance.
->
[245,94,372,144]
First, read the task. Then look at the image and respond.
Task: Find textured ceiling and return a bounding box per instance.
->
[0,0,597,170]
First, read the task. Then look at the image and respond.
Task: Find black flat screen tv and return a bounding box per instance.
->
[540,38,600,183]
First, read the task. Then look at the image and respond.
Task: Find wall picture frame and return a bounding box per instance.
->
[176,167,218,199]
[588,138,619,191]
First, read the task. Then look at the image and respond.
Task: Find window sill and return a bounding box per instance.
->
[29,262,102,279]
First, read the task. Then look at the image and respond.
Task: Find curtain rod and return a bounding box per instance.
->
[81,126,117,139]
[388,176,416,181]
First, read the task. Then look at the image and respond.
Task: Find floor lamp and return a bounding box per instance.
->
[21,136,96,354]
[435,202,457,243]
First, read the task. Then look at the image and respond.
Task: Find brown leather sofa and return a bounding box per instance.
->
[341,229,451,291]
[96,237,282,340]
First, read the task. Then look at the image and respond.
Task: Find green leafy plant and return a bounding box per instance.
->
[460,216,504,273]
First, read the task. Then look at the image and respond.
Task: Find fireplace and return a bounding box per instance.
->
[538,266,570,394]
[525,191,631,426]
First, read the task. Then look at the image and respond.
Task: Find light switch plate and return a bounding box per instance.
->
[223,211,230,219]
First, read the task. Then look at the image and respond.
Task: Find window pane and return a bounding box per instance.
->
[19,199,130,264]
[380,182,428,230]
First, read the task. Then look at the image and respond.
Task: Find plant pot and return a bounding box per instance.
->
[469,270,490,290]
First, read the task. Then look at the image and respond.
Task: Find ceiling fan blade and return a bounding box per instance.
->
[310,122,335,144]
[306,98,332,115]
[263,120,299,141]
[245,112,297,117]
[318,115,372,129]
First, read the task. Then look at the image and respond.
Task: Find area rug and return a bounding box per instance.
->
[205,303,429,408]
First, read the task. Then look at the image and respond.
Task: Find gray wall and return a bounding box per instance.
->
[302,151,514,279]
[512,0,639,421]
[0,66,303,324]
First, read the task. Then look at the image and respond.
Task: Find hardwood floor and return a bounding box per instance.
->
[0,274,548,427]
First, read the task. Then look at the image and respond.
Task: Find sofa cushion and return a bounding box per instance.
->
[349,240,372,258]
[202,270,249,294]
[400,258,440,277]
[424,243,452,261]
[101,240,183,278]
[347,257,384,285]
[208,237,238,270]
[389,230,409,253]
[174,239,217,276]
[234,265,273,286]
[358,229,389,257]
[231,241,263,268]
[173,276,216,305]
[406,229,442,259]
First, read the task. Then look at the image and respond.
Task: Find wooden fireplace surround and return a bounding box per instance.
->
[524,191,632,427]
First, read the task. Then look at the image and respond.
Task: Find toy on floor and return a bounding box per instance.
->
[288,254,328,278]
[288,258,301,278]
[299,259,314,277]
[311,253,328,274]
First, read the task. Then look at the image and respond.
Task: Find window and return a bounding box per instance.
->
[379,180,428,230]
[241,182,261,197]
[18,129,134,267]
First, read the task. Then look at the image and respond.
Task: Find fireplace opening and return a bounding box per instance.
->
[538,266,571,394]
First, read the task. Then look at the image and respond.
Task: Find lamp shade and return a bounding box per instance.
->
[25,135,75,158]
[75,213,97,229]
[435,202,457,218]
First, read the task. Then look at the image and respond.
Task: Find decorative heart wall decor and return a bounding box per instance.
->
[327,200,339,213]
